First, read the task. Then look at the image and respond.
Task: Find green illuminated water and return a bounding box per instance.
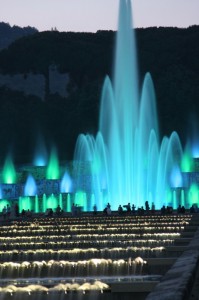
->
[188,183,199,206]
[46,194,58,210]
[181,190,185,207]
[19,196,32,212]
[166,189,172,206]
[42,194,47,212]
[35,195,39,213]
[181,151,194,172]
[173,190,177,209]
[59,194,63,209]
[2,156,17,184]
[74,191,86,211]
[0,199,10,212]
[46,148,60,180]
[66,194,72,212]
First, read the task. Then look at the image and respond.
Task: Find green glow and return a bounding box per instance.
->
[46,148,60,180]
[42,194,47,212]
[0,200,10,212]
[181,190,185,207]
[35,195,39,213]
[75,191,87,211]
[188,184,199,206]
[19,196,32,212]
[46,194,58,210]
[181,152,194,172]
[173,190,177,209]
[166,189,172,206]
[59,194,63,209]
[2,156,17,184]
[66,194,72,212]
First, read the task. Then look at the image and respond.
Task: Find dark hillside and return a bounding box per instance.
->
[0,27,198,163]
[136,26,199,140]
[0,22,37,50]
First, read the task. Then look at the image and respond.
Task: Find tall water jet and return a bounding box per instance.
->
[74,0,182,210]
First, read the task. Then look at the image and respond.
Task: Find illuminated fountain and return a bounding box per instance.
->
[0,2,199,213]
[0,258,147,278]
[0,1,197,298]
[73,0,183,211]
[0,134,197,214]
[0,214,194,299]
[2,155,17,184]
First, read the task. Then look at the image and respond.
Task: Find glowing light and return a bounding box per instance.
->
[24,174,37,196]
[165,189,172,206]
[46,148,60,180]
[46,194,58,209]
[170,165,182,188]
[181,151,194,172]
[0,199,10,212]
[19,196,32,212]
[0,185,2,199]
[188,183,199,206]
[35,195,39,213]
[33,135,48,166]
[60,172,72,193]
[191,141,199,158]
[73,0,183,211]
[74,191,87,211]
[2,155,16,184]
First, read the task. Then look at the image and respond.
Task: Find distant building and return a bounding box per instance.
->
[0,64,70,101]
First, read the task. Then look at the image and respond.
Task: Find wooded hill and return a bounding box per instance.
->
[0,26,198,163]
[0,22,37,50]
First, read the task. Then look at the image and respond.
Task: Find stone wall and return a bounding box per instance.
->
[49,65,70,98]
[0,65,70,100]
[0,72,46,100]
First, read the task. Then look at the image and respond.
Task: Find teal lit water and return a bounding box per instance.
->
[74,0,182,210]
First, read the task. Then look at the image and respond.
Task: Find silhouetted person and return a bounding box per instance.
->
[71,203,75,216]
[145,201,150,212]
[161,205,166,215]
[151,202,155,214]
[177,205,182,214]
[181,206,185,214]
[166,206,173,214]
[127,203,131,212]
[107,206,111,215]
[190,205,196,213]
[48,208,53,217]
[132,204,136,214]
[118,205,123,215]
[138,206,144,215]
[103,207,107,215]
[6,204,11,219]
[56,205,61,215]
[14,203,19,217]
[93,204,97,215]
[2,206,6,219]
